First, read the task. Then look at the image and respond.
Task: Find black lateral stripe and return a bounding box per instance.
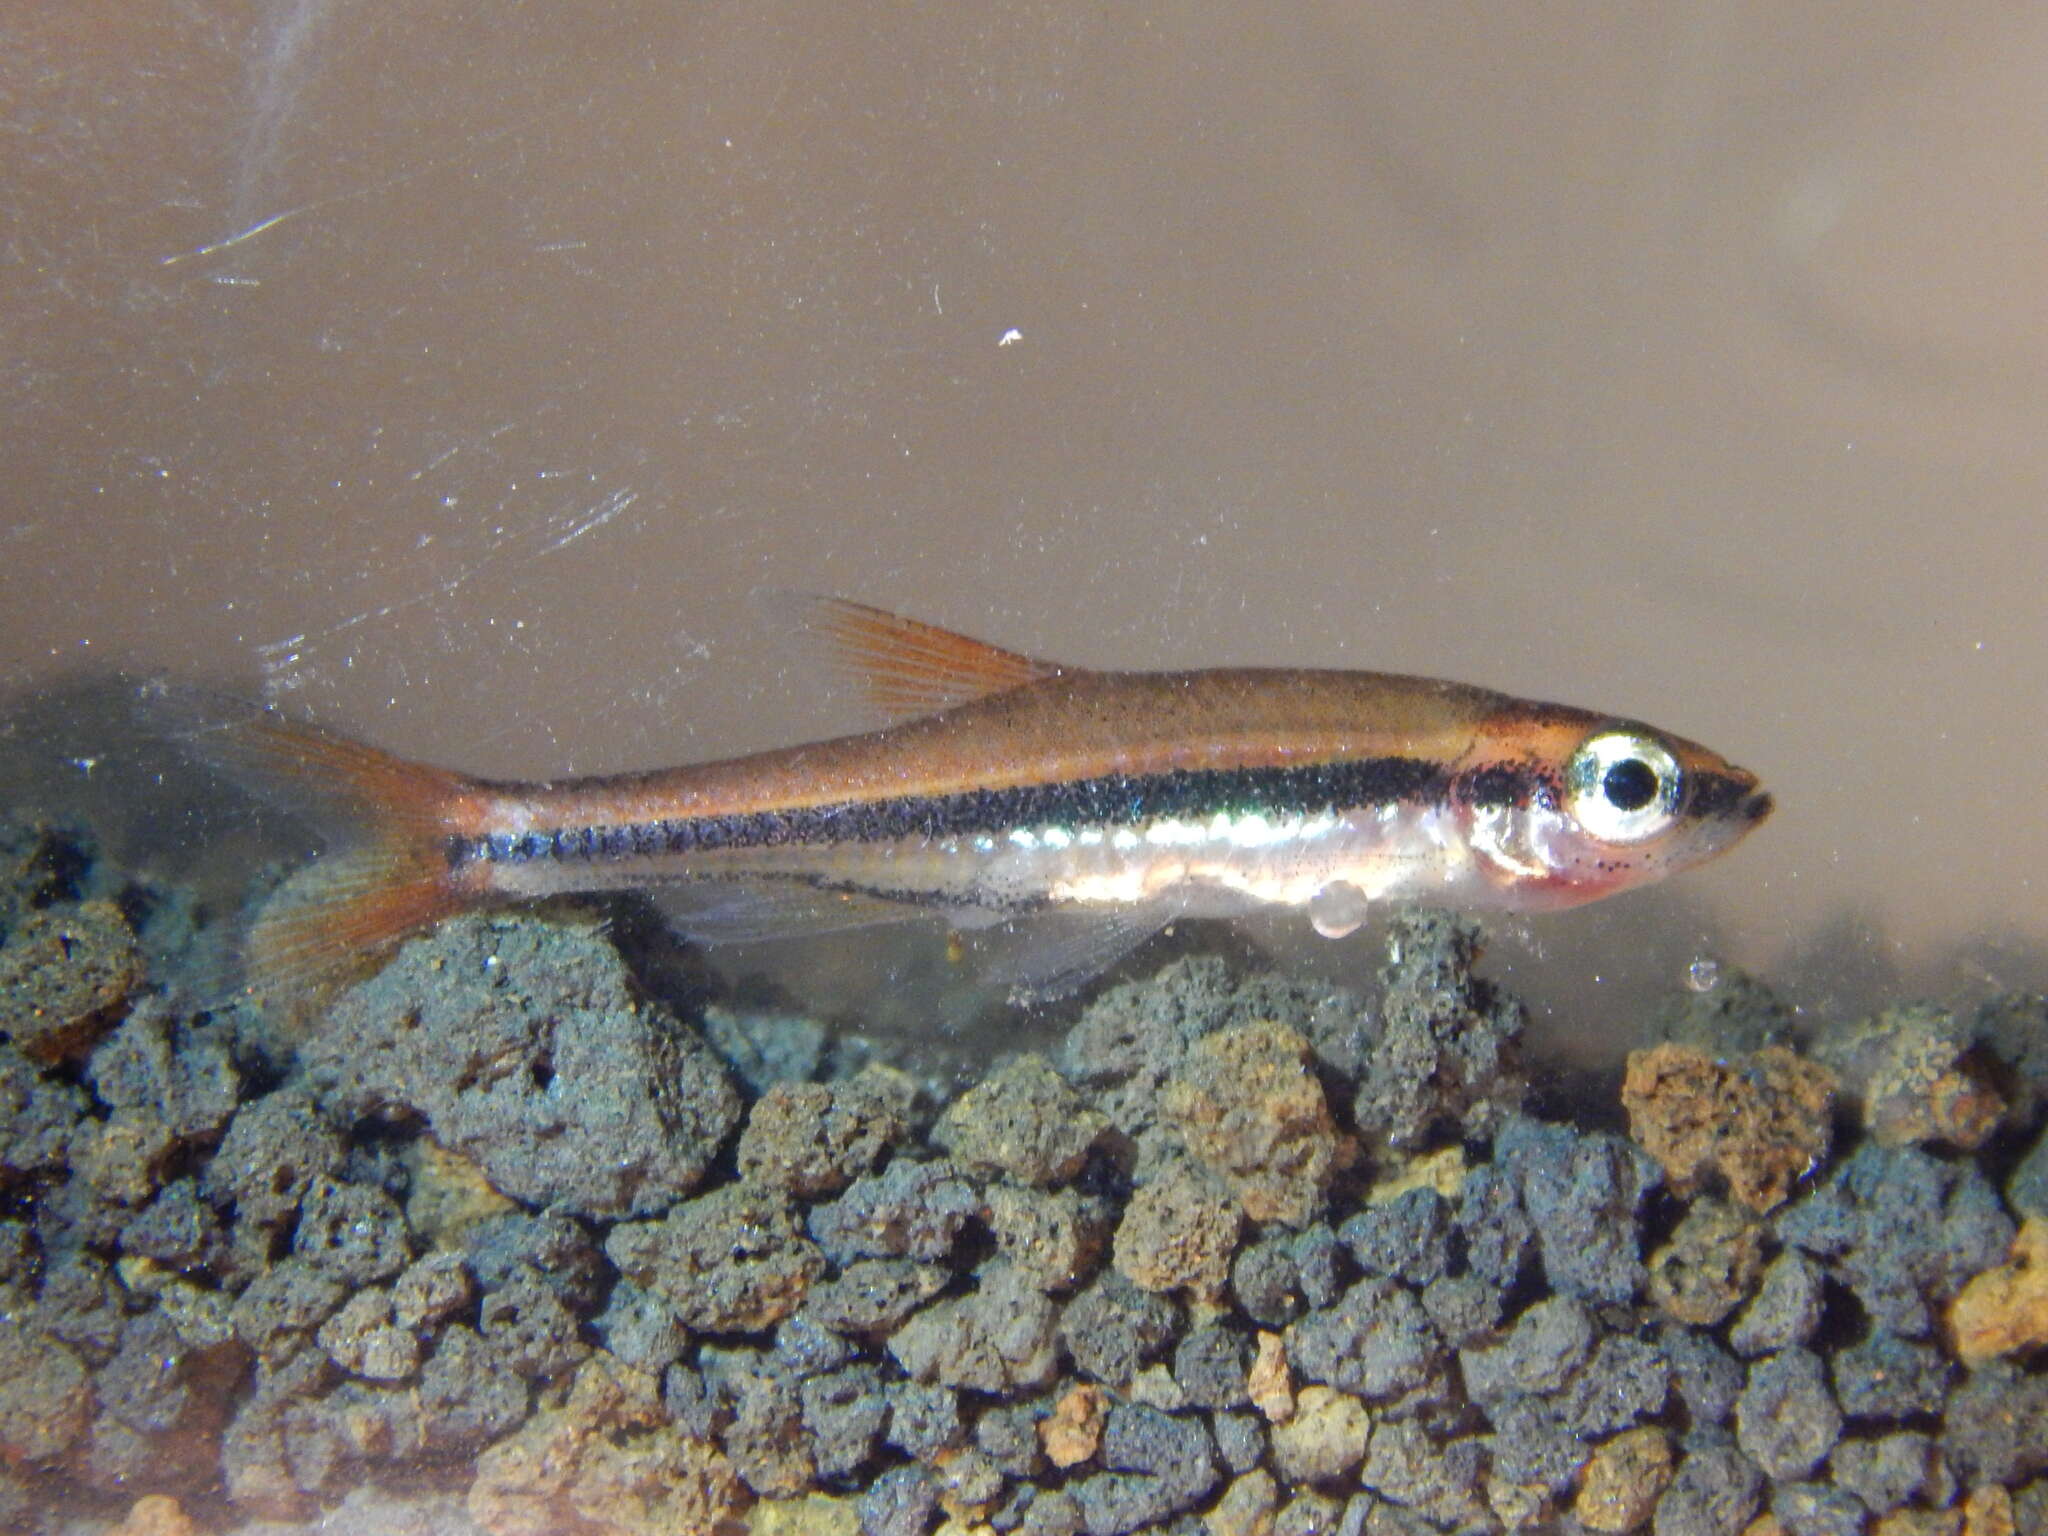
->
[1455,762,1559,811]
[460,756,1450,867]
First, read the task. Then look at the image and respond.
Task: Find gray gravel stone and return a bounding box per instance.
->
[1359,1419,1486,1529]
[886,1380,963,1461]
[306,913,741,1219]
[1654,1437,1764,1536]
[87,1004,238,1142]
[1060,1271,1178,1387]
[1770,1481,1867,1536]
[414,1323,528,1455]
[1555,1334,1670,1439]
[775,1311,855,1377]
[807,1157,981,1266]
[888,1262,1060,1393]
[1340,1189,1452,1287]
[2011,1126,2048,1223]
[861,1462,940,1536]
[592,1278,686,1375]
[803,1362,889,1481]
[478,1266,589,1380]
[203,1090,345,1233]
[1728,1250,1826,1358]
[1071,1404,1217,1536]
[1484,1395,1586,1491]
[1289,1225,1348,1310]
[1231,1233,1307,1328]
[1172,1325,1250,1409]
[292,1175,411,1286]
[1352,912,1526,1149]
[1828,1432,1930,1513]
[1285,1277,1439,1402]
[807,1258,952,1337]
[932,1053,1108,1187]
[1459,1295,1593,1403]
[1829,1329,1952,1420]
[1213,1410,1265,1475]
[1941,1361,2048,1486]
[1496,1114,1662,1305]
[1662,1325,1745,1426]
[1736,1348,1843,1479]
[606,1178,825,1333]
[1419,1273,1503,1348]
[0,1043,84,1185]
[1776,1141,2014,1336]
[1457,1163,1534,1292]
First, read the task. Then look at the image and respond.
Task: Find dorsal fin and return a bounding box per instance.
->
[757,592,1062,722]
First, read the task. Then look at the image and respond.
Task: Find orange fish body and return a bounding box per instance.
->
[156,598,1771,998]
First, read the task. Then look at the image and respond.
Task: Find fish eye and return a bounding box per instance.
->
[1565,728,1683,843]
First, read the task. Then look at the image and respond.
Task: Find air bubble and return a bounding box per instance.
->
[1685,957,1720,993]
[1307,880,1370,939]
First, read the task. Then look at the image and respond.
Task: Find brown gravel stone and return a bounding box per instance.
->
[1269,1384,1370,1484]
[1963,1486,2017,1536]
[1206,1469,1279,1536]
[1622,1043,1834,1214]
[1950,1220,2048,1363]
[1163,1020,1341,1228]
[110,1494,201,1536]
[736,1067,914,1198]
[1041,1382,1110,1468]
[1112,1159,1242,1300]
[1575,1425,1674,1533]
[467,1354,747,1536]
[0,1319,92,1467]
[317,1288,421,1382]
[1874,1511,1964,1536]
[1247,1330,1293,1424]
[404,1139,518,1246]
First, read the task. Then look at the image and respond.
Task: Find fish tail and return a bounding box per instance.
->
[142,684,486,997]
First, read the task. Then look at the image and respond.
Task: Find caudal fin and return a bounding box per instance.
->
[141,684,485,998]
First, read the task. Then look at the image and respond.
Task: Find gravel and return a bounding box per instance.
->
[3,800,2043,1536]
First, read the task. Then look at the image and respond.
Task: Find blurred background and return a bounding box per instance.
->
[5,2,2045,1049]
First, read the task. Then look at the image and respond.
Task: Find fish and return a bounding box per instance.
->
[152,595,1772,1001]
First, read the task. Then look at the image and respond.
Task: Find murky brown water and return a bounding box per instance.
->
[6,4,2048,1036]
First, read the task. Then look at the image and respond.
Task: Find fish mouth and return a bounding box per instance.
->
[1686,767,1769,826]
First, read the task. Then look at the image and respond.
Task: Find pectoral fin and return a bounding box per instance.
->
[967,896,1190,1005]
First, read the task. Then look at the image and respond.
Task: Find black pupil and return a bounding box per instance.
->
[1602,758,1661,812]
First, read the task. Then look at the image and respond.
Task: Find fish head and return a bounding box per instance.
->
[1452,706,1772,907]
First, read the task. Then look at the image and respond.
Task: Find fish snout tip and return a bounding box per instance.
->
[1742,789,1774,825]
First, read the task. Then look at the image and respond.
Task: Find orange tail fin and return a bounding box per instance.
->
[142,685,486,997]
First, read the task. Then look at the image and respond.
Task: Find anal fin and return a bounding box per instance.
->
[649,879,930,945]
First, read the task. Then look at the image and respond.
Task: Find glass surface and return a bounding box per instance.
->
[3,6,2044,1531]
